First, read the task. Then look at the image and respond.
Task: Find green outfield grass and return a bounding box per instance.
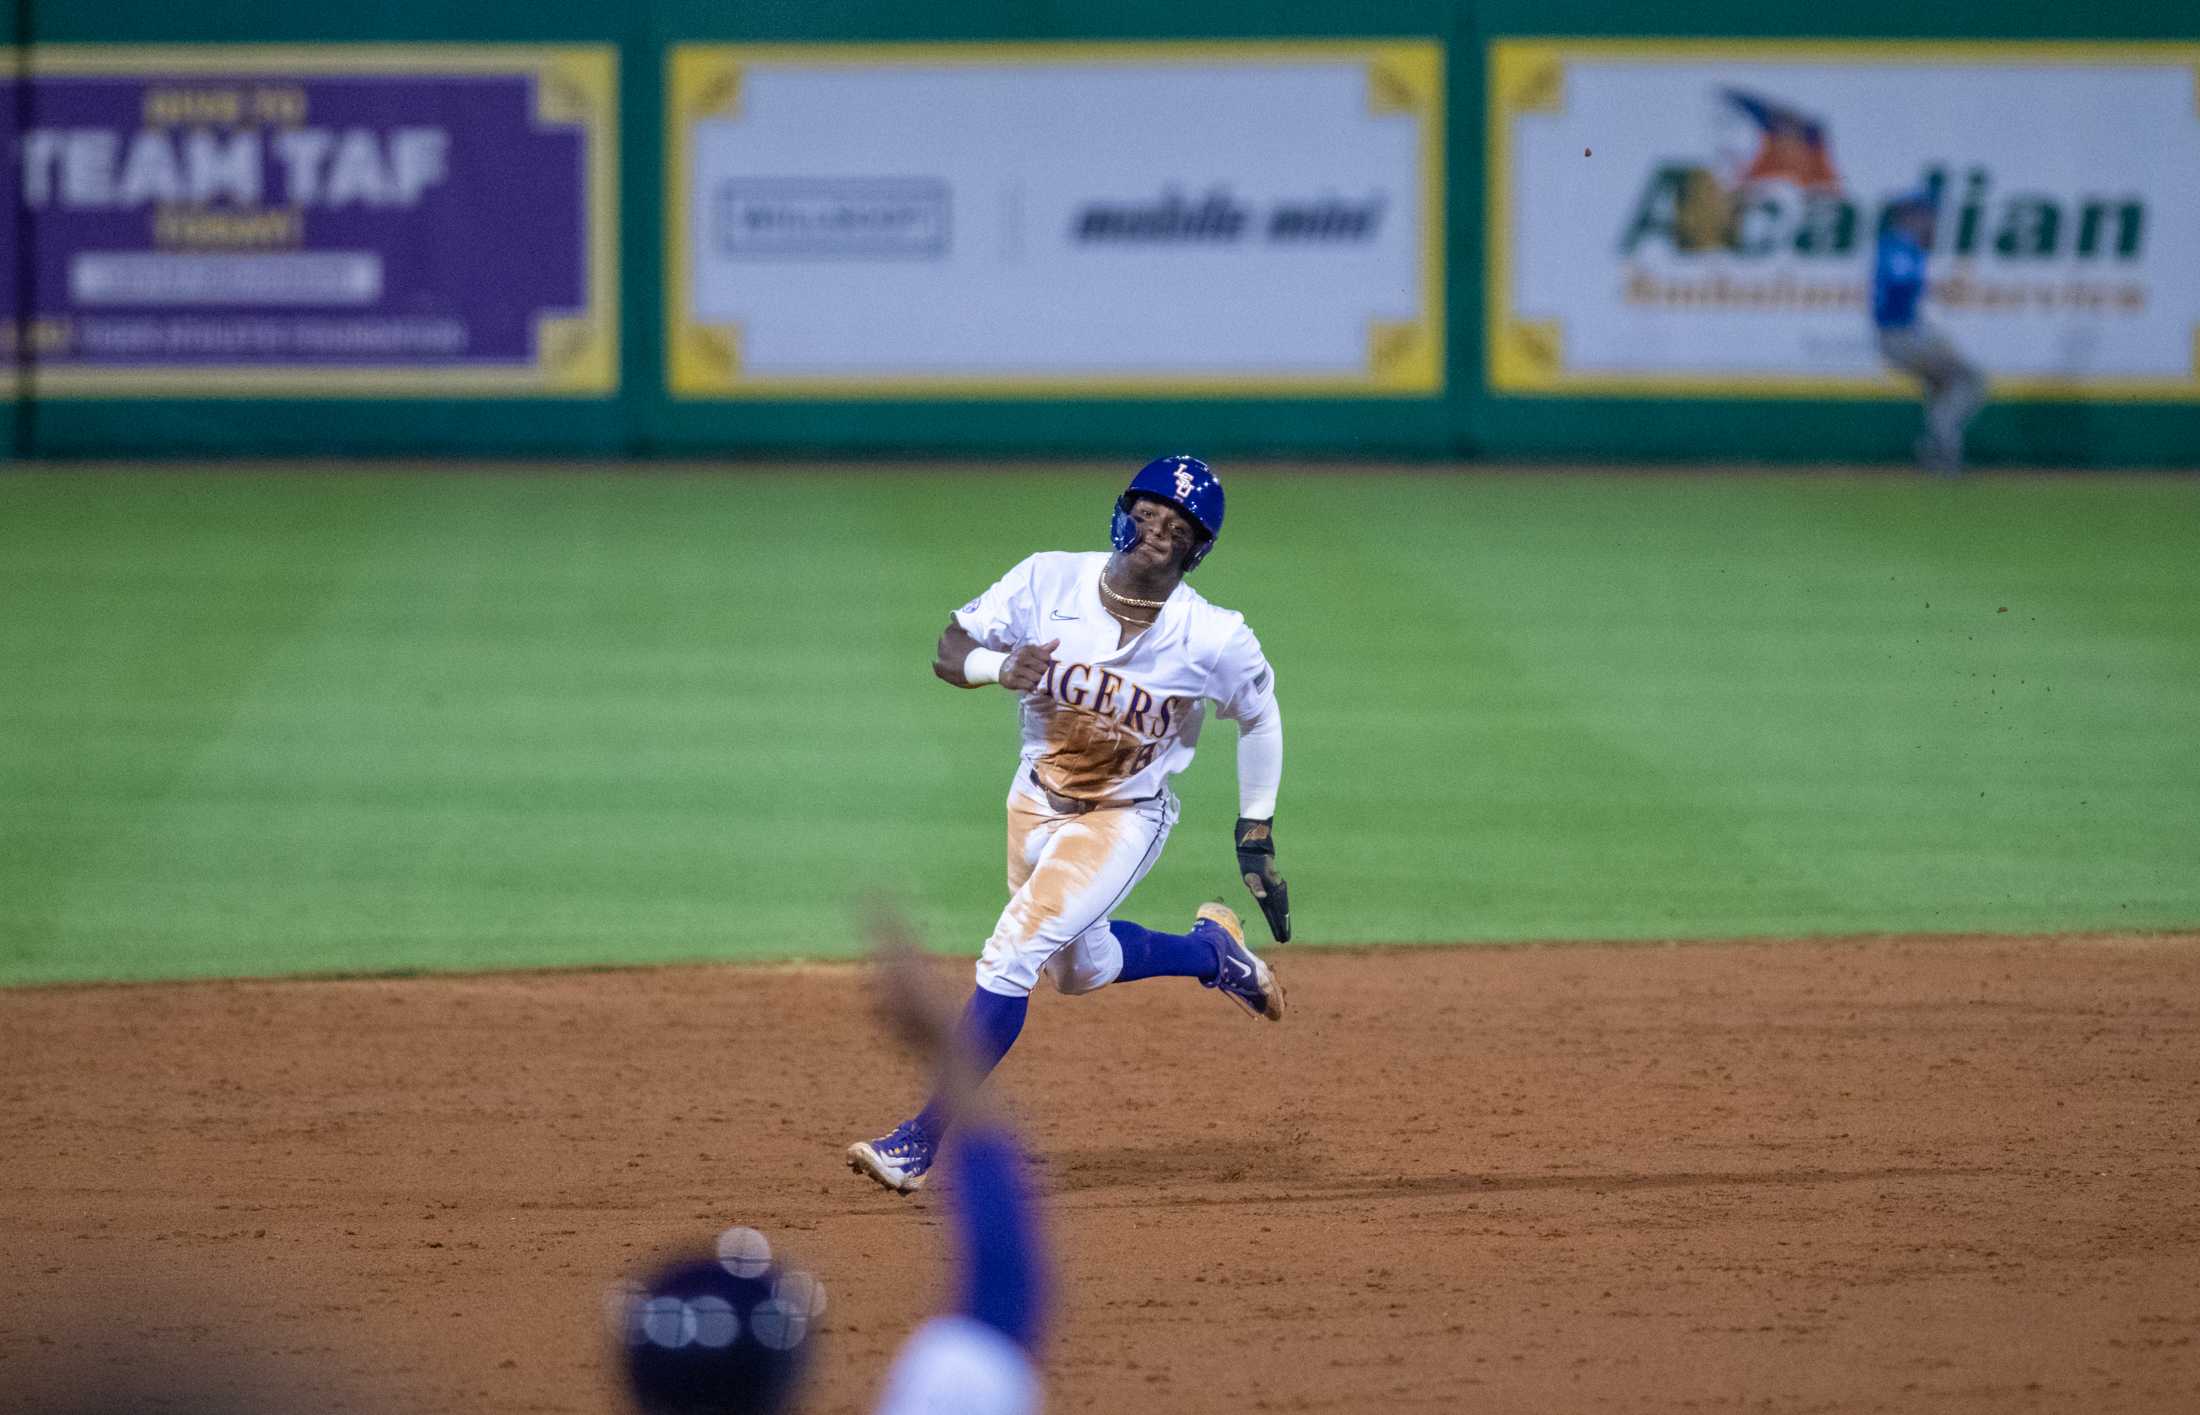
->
[3,465,2196,985]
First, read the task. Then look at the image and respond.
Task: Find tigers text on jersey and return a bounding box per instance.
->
[956,551,1276,805]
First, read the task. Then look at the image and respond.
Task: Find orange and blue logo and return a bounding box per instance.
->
[1720,88,1841,192]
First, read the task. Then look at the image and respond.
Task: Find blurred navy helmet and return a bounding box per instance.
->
[1889,187,1938,215]
[1111,455,1224,571]
[617,1228,826,1415]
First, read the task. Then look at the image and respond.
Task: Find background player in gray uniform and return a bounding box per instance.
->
[1874,190,1986,475]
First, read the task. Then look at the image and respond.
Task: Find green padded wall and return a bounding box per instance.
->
[15,0,2197,463]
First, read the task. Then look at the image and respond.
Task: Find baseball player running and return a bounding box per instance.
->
[848,456,1293,1195]
[1874,189,1985,475]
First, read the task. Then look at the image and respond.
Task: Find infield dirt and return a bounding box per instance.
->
[5,935,2198,1414]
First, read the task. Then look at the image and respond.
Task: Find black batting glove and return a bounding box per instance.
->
[1234,817,1291,943]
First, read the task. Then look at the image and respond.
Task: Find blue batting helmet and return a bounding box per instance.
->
[618,1228,824,1415]
[1111,455,1225,571]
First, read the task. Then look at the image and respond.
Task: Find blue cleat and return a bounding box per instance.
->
[1193,902,1284,1022]
[848,1120,936,1195]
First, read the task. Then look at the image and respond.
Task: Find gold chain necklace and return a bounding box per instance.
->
[1099,574,1168,613]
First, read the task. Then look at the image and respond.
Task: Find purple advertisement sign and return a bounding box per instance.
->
[1,47,617,395]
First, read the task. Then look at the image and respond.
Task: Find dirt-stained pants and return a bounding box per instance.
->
[974,784,1179,998]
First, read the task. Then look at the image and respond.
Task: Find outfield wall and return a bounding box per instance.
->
[9,0,2197,463]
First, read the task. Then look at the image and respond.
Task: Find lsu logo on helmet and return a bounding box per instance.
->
[1111,456,1225,571]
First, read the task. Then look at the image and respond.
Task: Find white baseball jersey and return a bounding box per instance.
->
[873,1316,1041,1415]
[956,550,1277,806]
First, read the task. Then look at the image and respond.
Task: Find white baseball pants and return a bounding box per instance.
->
[973,783,1178,997]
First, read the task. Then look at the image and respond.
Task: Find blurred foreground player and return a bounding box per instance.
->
[849,456,1293,1196]
[1874,190,1985,475]
[620,921,1048,1415]
[866,924,1048,1415]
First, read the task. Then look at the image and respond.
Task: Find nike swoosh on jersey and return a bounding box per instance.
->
[1050,611,1079,620]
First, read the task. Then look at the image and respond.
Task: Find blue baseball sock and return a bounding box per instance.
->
[1110,919,1220,984]
[912,985,1027,1141]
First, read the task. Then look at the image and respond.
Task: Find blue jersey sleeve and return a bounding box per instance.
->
[949,1124,1047,1353]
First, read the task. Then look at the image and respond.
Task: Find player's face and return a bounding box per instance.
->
[1125,497,1200,573]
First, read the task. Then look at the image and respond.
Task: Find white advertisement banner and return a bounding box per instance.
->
[1488,41,2200,400]
[668,42,1443,398]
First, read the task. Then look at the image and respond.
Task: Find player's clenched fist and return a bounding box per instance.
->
[999,638,1059,692]
[1234,817,1291,942]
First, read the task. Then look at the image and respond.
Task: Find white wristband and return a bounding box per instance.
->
[962,647,1009,686]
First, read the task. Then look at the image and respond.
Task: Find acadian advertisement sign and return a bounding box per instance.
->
[667,43,1444,398]
[1488,42,2200,399]
[3,46,617,396]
